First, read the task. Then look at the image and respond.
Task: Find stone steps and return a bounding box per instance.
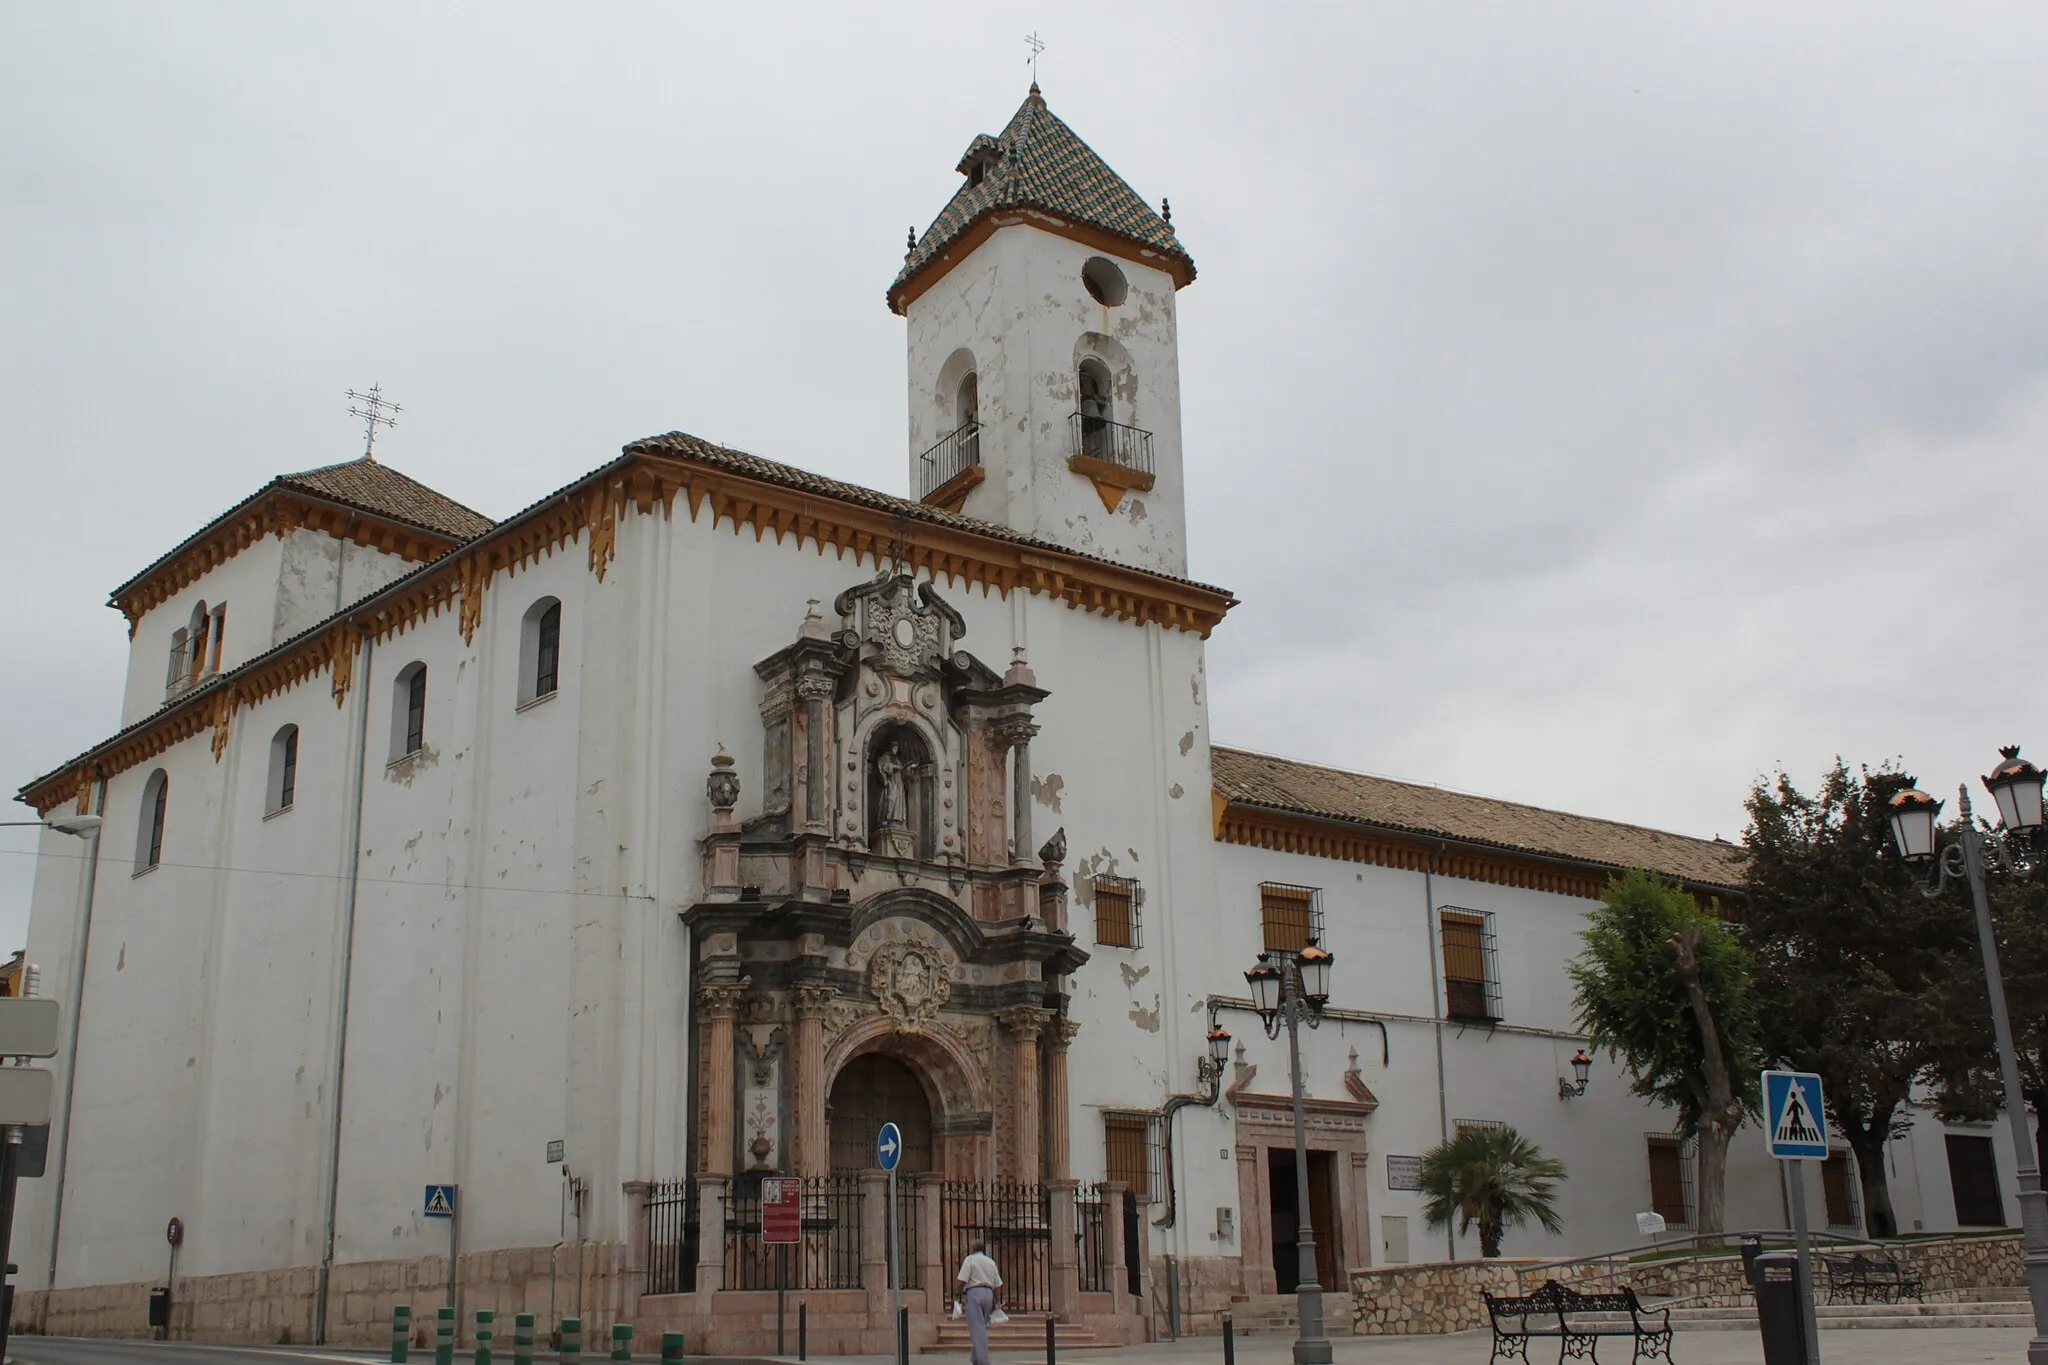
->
[924,1314,1105,1353]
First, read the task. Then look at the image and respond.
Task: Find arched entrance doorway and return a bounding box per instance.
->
[827,1053,934,1173]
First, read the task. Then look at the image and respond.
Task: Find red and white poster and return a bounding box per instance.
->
[762,1177,800,1245]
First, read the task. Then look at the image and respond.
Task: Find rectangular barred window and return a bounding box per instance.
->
[1439,907,1502,1022]
[1646,1135,1695,1227]
[1259,882,1323,955]
[1103,1111,1162,1204]
[1094,875,1141,948]
[1822,1150,1861,1228]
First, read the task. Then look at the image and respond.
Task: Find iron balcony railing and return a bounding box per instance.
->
[918,420,982,498]
[1069,412,1153,476]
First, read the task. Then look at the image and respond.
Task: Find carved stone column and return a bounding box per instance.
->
[995,720,1041,868]
[699,982,748,1176]
[793,984,834,1177]
[1001,1007,1051,1181]
[795,671,837,836]
[1046,1018,1078,1181]
[1047,1178,1080,1320]
[694,1174,728,1301]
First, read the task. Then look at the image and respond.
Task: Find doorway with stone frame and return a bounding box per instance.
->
[1232,1093,1374,1296]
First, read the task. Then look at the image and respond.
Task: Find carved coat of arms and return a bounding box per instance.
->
[869,939,951,1031]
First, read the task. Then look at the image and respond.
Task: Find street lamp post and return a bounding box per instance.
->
[1245,940,1335,1365]
[1887,746,2048,1365]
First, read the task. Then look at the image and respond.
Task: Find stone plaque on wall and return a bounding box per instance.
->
[1385,1155,1423,1191]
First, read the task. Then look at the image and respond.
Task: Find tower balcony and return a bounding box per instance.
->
[918,420,984,511]
[1067,413,1156,511]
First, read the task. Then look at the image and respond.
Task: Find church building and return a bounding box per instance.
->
[12,86,2019,1352]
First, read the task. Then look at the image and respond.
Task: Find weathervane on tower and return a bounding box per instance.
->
[345,383,401,460]
[1025,31,1045,86]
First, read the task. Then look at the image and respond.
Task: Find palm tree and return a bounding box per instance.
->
[1417,1125,1567,1258]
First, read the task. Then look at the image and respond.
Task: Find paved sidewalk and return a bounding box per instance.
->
[784,1325,2035,1365]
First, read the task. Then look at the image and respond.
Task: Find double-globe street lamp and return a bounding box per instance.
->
[1886,746,2048,1365]
[1245,938,1335,1365]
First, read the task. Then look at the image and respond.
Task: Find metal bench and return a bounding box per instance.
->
[1482,1279,1674,1364]
[1821,1252,1923,1305]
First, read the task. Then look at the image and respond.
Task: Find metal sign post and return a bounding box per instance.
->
[1764,1070,1828,1364]
[763,1177,800,1355]
[878,1123,903,1365]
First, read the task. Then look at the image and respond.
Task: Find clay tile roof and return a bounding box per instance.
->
[1212,746,1747,890]
[888,86,1195,311]
[277,457,495,540]
[623,430,1234,598]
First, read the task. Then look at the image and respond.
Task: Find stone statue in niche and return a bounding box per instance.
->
[869,724,934,859]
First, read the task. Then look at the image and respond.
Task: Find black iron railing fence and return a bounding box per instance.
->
[918,421,982,498]
[645,1178,698,1296]
[1076,1184,1111,1293]
[942,1180,1051,1311]
[723,1174,865,1290]
[1069,412,1153,475]
[892,1178,925,1290]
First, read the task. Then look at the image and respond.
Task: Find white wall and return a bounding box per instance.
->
[119,541,286,727]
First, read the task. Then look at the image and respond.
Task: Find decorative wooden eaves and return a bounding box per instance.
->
[920,464,985,515]
[109,489,470,637]
[889,208,1196,315]
[24,452,1232,812]
[1215,799,1615,900]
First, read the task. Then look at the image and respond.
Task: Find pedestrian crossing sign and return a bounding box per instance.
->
[424,1184,457,1218]
[1762,1071,1828,1160]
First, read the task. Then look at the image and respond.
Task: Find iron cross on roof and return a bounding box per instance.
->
[1025,31,1045,84]
[346,383,402,460]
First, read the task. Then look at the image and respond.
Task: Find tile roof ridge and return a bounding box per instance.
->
[278,455,372,480]
[1212,743,1730,850]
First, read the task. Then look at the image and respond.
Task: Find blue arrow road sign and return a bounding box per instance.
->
[424,1184,457,1218]
[877,1122,902,1172]
[1763,1071,1829,1160]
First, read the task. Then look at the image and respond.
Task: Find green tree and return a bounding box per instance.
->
[1416,1124,1567,1258]
[1741,760,1961,1237]
[1571,869,1762,1237]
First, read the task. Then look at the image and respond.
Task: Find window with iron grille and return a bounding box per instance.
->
[1454,1118,1508,1135]
[1646,1135,1696,1227]
[1439,907,1502,1022]
[1822,1149,1861,1228]
[1093,875,1141,948]
[1259,882,1323,955]
[1103,1111,1162,1204]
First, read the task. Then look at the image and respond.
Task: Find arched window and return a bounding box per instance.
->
[186,601,211,685]
[1077,358,1113,458]
[136,770,168,872]
[167,628,190,695]
[392,663,427,759]
[520,599,563,705]
[267,725,299,814]
[956,372,980,467]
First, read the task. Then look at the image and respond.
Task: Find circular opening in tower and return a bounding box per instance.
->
[1082,257,1128,307]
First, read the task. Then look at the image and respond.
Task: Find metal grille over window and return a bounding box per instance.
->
[1103,1111,1162,1205]
[1822,1149,1861,1228]
[1093,874,1141,948]
[1645,1135,1696,1227]
[1259,882,1323,955]
[1439,907,1502,1022]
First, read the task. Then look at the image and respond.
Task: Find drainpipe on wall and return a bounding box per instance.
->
[41,775,107,1321]
[1424,851,1454,1261]
[315,628,374,1344]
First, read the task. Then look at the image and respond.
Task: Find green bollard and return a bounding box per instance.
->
[392,1305,412,1364]
[514,1313,535,1365]
[659,1331,683,1365]
[475,1309,495,1365]
[559,1317,582,1365]
[436,1307,456,1365]
[609,1324,632,1364]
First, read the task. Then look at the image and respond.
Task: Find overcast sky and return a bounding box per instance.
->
[5,4,2047,950]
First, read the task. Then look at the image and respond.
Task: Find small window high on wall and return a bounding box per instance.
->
[392,663,427,759]
[1258,882,1321,955]
[1439,907,1501,1022]
[267,725,299,814]
[520,599,562,705]
[136,770,168,873]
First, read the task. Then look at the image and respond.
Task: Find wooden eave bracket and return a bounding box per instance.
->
[921,463,986,514]
[1066,454,1156,513]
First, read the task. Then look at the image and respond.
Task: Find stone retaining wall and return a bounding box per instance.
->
[1350,1232,2022,1336]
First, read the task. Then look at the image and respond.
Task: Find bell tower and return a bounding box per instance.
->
[889,86,1198,579]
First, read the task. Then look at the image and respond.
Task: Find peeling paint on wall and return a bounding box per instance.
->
[1169,783,1184,799]
[1179,731,1194,757]
[1128,995,1161,1032]
[1118,962,1150,989]
[1031,772,1064,812]
[385,743,440,786]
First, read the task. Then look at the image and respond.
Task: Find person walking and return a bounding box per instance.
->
[955,1241,1003,1365]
